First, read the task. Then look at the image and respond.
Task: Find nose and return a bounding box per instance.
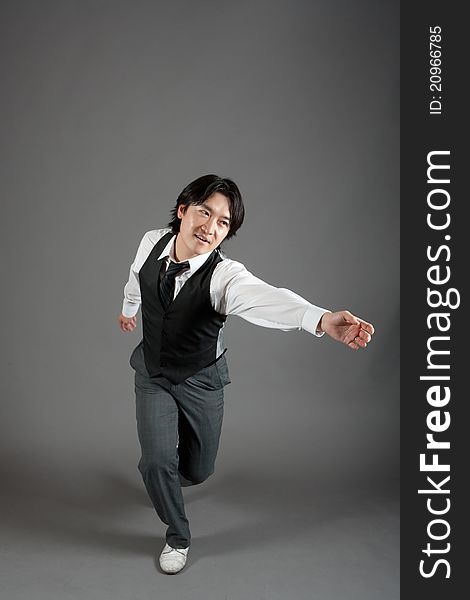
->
[202,217,217,235]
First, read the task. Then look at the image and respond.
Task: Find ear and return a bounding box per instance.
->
[177,204,187,219]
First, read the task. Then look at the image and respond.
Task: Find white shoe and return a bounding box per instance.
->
[159,543,189,574]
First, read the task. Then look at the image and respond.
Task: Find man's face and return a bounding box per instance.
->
[175,192,231,260]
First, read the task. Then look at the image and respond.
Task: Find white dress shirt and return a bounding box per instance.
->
[122,229,330,353]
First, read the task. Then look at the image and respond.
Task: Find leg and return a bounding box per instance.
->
[174,362,225,486]
[134,370,191,548]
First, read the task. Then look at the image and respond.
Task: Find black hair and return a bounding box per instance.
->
[168,174,245,239]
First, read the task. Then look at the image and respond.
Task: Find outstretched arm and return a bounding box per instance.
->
[212,261,375,348]
[212,259,329,335]
[318,310,374,350]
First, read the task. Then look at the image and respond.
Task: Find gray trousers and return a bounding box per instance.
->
[130,341,231,548]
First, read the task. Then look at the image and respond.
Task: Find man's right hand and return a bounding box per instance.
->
[118,314,137,332]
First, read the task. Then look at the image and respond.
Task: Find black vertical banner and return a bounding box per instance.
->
[401,2,467,599]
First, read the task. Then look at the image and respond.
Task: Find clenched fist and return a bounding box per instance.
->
[118,314,137,332]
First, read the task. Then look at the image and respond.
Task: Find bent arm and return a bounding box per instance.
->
[122,263,141,318]
[121,229,170,318]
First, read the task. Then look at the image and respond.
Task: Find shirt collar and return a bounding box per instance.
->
[157,234,214,275]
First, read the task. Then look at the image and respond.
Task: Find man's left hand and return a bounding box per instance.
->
[319,310,375,350]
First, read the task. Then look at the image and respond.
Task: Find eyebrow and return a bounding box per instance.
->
[200,202,231,222]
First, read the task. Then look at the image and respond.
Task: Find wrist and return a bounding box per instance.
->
[318,310,332,333]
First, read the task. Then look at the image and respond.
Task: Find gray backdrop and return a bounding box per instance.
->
[1,1,399,599]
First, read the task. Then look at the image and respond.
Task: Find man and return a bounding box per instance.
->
[118,174,374,574]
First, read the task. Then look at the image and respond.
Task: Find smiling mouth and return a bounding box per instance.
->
[195,234,210,244]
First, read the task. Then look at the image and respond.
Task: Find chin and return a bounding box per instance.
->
[193,236,214,251]
[198,244,214,254]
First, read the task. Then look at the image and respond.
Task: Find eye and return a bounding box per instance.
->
[220,221,229,228]
[200,209,209,216]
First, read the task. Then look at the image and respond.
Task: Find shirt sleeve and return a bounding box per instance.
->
[211,259,331,337]
[121,229,167,318]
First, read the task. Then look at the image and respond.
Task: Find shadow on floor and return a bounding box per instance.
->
[0,454,398,563]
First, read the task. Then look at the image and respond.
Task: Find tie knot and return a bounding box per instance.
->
[165,260,190,278]
[159,259,190,310]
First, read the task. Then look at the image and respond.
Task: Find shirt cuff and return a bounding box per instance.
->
[301,306,331,337]
[122,300,140,318]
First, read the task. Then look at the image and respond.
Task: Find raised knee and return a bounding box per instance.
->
[181,468,213,485]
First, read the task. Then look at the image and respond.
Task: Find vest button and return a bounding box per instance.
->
[162,330,167,337]
[160,361,166,367]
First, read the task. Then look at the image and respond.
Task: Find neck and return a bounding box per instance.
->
[174,234,196,262]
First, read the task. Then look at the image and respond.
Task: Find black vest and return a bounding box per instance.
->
[138,231,227,384]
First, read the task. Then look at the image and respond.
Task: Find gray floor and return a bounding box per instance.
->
[0,456,399,600]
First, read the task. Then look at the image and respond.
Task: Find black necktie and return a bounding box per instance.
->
[159,260,190,310]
